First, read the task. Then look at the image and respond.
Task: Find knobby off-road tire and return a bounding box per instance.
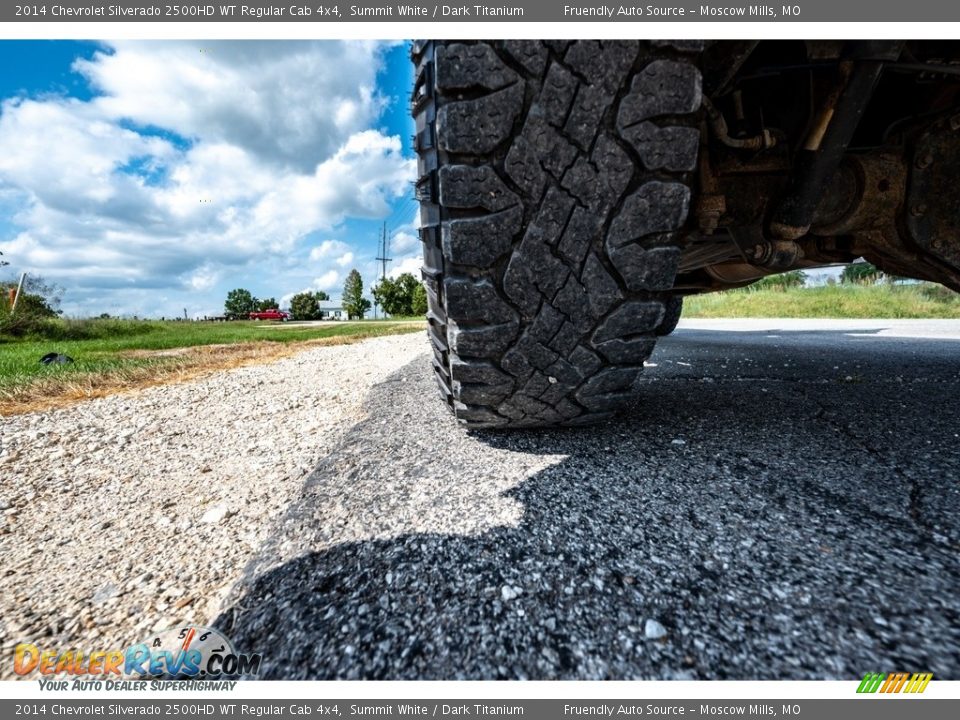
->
[412,40,702,428]
[656,296,684,336]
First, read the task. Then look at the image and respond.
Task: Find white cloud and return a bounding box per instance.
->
[309,239,356,274]
[0,98,176,209]
[391,230,420,255]
[0,41,415,317]
[186,265,220,292]
[309,239,351,262]
[75,41,388,172]
[312,270,341,292]
[388,255,423,280]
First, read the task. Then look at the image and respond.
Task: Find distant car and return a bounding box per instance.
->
[248,308,291,321]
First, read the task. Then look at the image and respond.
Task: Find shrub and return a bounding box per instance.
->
[0,309,48,337]
[916,282,958,303]
[0,315,161,341]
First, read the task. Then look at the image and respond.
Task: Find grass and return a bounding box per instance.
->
[683,282,960,319]
[0,319,424,415]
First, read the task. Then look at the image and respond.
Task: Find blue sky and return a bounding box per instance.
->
[0,41,418,317]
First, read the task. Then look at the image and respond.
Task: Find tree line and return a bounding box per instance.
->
[224,269,428,321]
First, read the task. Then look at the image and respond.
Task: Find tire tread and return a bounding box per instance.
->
[413,41,701,428]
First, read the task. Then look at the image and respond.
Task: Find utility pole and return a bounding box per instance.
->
[374,222,392,319]
[10,272,26,313]
[375,221,391,281]
[373,229,381,319]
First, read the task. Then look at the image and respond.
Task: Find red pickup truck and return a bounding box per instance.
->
[248,308,291,321]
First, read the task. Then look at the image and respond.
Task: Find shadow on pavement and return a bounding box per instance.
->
[213,328,960,680]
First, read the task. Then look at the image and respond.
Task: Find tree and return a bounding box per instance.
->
[411,282,428,316]
[13,292,58,317]
[372,272,422,316]
[372,276,401,316]
[841,262,880,284]
[224,288,257,319]
[357,297,371,318]
[1,273,61,336]
[289,291,320,321]
[0,253,62,336]
[289,290,331,320]
[1,274,62,316]
[342,269,370,320]
[256,297,279,311]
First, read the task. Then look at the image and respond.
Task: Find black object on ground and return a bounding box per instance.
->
[39,353,74,365]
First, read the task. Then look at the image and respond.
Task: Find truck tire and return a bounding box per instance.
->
[656,296,684,336]
[412,40,702,428]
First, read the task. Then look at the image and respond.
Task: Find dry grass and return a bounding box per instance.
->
[0,328,420,416]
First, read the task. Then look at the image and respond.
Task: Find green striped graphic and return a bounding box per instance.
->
[857,672,885,693]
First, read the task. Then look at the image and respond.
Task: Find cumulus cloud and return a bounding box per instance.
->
[309,239,350,261]
[186,264,221,292]
[0,41,415,316]
[75,41,389,172]
[391,230,420,255]
[308,239,356,268]
[388,255,423,280]
[312,270,341,292]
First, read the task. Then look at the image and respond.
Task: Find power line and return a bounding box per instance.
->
[384,196,418,230]
[383,197,412,224]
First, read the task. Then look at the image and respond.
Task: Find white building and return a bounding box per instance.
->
[317,300,346,320]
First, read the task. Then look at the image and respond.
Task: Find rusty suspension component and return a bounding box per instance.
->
[769,41,903,240]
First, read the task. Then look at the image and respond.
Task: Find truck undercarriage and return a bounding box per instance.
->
[679,40,960,295]
[412,40,960,428]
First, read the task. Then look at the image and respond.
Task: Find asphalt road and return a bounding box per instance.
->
[214,319,960,680]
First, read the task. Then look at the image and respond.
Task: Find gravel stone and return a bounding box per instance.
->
[501,585,522,602]
[200,504,233,524]
[0,333,425,676]
[645,619,668,640]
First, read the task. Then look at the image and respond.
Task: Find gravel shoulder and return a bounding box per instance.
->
[0,333,427,678]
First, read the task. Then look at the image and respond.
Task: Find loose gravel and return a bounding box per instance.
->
[0,332,427,678]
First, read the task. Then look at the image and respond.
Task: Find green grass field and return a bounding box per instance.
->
[684,282,960,319]
[0,319,424,412]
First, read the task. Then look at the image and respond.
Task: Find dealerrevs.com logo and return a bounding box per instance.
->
[14,625,261,682]
[857,672,933,694]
